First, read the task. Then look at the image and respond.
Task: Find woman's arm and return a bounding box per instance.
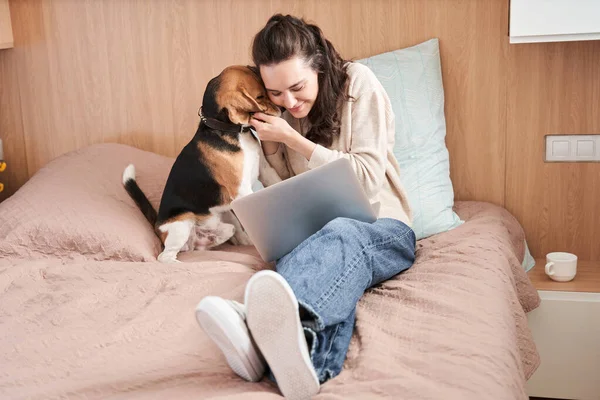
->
[253,113,316,160]
[283,133,316,161]
[305,88,391,199]
[252,115,295,180]
[261,141,280,156]
[251,81,392,198]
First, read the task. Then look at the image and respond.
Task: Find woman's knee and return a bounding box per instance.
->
[325,217,414,239]
[375,218,416,244]
[322,217,363,237]
[320,217,416,254]
[319,217,370,249]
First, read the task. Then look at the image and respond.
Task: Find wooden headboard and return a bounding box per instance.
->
[1,0,599,261]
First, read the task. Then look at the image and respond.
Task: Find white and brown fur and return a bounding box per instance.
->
[122,66,281,262]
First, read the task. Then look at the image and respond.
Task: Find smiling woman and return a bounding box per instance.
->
[251,14,352,149]
[195,13,416,400]
[260,58,318,119]
[251,57,321,160]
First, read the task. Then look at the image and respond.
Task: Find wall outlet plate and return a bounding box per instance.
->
[545,135,600,162]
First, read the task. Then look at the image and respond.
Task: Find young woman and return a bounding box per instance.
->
[196,14,416,400]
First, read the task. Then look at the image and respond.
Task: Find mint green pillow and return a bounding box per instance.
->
[358,38,463,240]
[523,241,536,272]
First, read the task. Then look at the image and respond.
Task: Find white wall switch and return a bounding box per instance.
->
[545,135,600,162]
[576,139,595,159]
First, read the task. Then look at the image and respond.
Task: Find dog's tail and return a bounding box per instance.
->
[122,164,158,227]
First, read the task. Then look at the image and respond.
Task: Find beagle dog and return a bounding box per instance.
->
[122,65,282,262]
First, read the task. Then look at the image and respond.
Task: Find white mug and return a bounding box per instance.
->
[545,252,577,282]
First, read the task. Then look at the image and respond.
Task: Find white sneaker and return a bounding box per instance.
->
[195,296,266,382]
[245,270,320,400]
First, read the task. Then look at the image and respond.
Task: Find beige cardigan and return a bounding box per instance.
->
[265,62,412,227]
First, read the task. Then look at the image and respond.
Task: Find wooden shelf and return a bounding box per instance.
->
[528,259,600,293]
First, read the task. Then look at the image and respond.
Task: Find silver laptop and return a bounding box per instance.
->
[231,158,378,262]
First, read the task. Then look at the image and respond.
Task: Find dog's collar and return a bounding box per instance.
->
[198,107,252,133]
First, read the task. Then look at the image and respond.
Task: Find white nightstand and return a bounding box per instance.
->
[526,260,600,400]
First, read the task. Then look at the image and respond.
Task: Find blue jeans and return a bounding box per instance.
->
[273,217,416,384]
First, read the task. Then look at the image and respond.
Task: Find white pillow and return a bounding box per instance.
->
[357,38,463,240]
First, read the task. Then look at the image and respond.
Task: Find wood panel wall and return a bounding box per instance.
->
[506,40,600,261]
[0,0,598,261]
[0,0,14,49]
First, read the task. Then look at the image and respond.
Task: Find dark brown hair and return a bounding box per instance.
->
[251,14,351,148]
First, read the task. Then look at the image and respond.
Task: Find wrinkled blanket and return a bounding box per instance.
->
[0,201,540,399]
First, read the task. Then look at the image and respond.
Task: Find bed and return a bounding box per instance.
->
[0,143,540,399]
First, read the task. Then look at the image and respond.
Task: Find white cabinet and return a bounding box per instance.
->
[509,0,600,44]
[526,290,600,400]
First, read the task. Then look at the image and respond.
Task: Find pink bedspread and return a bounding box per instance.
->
[0,201,540,399]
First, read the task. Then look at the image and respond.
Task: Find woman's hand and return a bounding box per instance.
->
[250,113,295,144]
[250,112,317,161]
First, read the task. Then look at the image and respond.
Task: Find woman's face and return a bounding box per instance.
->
[259,56,319,119]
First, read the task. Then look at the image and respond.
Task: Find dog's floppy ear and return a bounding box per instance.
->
[241,88,263,111]
[246,65,260,78]
[221,88,264,125]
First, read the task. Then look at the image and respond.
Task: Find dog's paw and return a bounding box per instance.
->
[157,252,181,263]
[193,235,214,250]
[232,230,253,246]
[222,223,235,238]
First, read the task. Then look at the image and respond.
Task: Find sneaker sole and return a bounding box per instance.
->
[245,271,320,400]
[195,296,265,382]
